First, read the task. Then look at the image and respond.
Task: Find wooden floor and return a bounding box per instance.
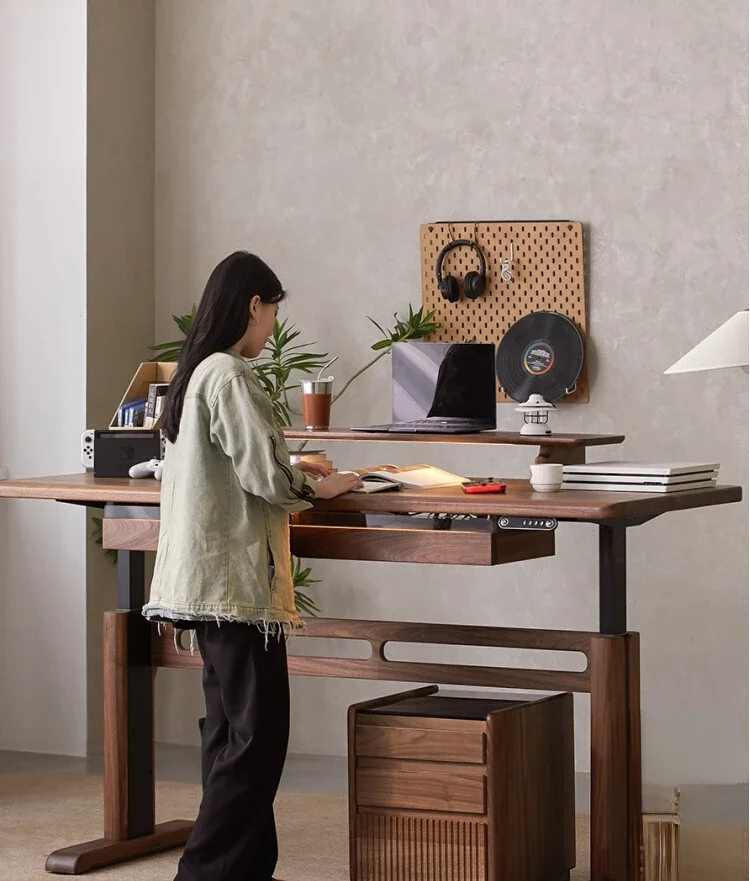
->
[0,747,745,828]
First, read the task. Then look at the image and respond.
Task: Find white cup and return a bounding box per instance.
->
[530,463,564,493]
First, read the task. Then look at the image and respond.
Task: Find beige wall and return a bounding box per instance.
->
[0,0,88,755]
[153,0,748,786]
[85,0,155,753]
[0,0,155,756]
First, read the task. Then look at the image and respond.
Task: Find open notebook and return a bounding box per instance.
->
[348,465,467,493]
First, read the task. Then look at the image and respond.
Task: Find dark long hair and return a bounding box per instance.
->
[161,251,286,443]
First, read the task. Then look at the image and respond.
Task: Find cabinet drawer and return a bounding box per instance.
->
[356,758,486,815]
[355,812,488,881]
[356,723,486,764]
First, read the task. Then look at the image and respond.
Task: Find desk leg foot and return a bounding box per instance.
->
[45,819,193,875]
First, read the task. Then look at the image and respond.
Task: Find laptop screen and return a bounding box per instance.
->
[391,342,497,425]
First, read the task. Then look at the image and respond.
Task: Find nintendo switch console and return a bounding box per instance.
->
[81,429,166,477]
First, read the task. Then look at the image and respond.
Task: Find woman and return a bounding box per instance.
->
[143,251,362,881]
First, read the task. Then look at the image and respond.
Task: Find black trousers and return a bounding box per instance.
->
[175,622,290,881]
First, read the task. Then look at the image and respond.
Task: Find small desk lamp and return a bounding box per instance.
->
[665,310,749,374]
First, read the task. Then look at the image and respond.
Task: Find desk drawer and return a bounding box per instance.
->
[355,722,486,765]
[290,524,554,566]
[356,758,486,815]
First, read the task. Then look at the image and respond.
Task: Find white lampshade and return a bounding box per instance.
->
[665,310,749,374]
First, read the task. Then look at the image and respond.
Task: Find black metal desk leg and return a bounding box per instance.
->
[116,540,153,838]
[599,525,627,634]
[117,547,146,611]
[113,550,154,839]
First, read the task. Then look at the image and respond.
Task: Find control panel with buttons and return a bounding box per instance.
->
[498,516,557,531]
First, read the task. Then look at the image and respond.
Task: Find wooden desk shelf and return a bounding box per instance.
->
[283,429,624,447]
[284,429,625,466]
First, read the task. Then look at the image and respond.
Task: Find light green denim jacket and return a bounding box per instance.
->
[142,350,316,631]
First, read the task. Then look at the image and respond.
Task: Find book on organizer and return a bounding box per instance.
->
[144,383,170,428]
[562,461,720,493]
[118,397,148,427]
[350,465,467,493]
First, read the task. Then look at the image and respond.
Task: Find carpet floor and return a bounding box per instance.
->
[0,773,745,880]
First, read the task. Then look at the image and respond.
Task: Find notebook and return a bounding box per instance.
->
[347,465,467,493]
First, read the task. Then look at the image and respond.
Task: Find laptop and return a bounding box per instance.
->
[351,341,497,434]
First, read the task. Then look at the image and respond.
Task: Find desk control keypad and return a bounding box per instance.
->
[498,516,557,531]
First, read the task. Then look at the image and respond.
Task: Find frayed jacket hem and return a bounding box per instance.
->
[142,603,302,636]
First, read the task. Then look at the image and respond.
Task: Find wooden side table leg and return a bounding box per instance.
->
[590,634,643,881]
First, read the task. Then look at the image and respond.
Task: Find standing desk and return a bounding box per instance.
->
[0,431,741,881]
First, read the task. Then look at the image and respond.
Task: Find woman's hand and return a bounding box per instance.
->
[296,461,332,479]
[314,471,364,499]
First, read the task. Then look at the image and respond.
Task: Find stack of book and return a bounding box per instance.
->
[117,383,170,428]
[144,382,170,428]
[117,398,148,427]
[562,461,720,493]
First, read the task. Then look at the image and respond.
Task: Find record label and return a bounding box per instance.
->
[523,341,555,375]
[496,311,584,403]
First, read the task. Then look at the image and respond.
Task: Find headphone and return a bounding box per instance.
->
[435,238,487,303]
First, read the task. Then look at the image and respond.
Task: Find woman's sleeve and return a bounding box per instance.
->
[209,374,316,512]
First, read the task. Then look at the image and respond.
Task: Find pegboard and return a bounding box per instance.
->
[420,221,589,403]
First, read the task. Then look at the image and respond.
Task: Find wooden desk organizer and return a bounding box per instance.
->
[349,686,575,881]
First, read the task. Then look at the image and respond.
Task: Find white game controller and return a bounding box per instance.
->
[81,430,95,470]
[129,458,164,481]
[81,430,166,470]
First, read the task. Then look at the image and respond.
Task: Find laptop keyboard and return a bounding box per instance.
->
[391,419,486,430]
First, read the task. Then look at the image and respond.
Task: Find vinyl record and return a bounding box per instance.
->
[496,311,584,403]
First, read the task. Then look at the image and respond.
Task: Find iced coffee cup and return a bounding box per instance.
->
[300,378,333,430]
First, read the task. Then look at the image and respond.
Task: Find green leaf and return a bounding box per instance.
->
[368,316,388,337]
[294,590,320,617]
[252,318,329,427]
[91,516,118,565]
[366,304,441,353]
[150,305,197,363]
[150,340,185,351]
[291,555,320,616]
[173,305,197,336]
[150,348,182,363]
[292,555,320,587]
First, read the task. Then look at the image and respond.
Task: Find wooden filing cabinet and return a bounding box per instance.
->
[348,686,575,881]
